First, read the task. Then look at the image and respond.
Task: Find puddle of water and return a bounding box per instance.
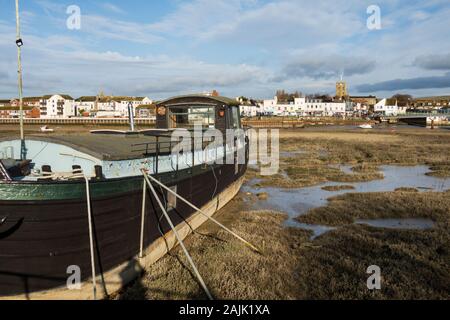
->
[355,218,435,230]
[243,165,449,238]
[287,220,336,239]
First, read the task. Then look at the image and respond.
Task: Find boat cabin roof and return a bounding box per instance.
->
[0,134,173,161]
[157,95,239,107]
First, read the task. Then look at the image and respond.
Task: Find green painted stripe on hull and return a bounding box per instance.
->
[0,165,219,201]
[0,177,143,201]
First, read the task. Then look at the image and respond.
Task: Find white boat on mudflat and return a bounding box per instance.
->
[359,124,373,129]
[40,125,54,133]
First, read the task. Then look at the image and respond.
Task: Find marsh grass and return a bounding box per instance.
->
[294,184,449,299]
[296,224,450,299]
[394,187,419,192]
[119,190,450,300]
[251,129,450,189]
[296,190,450,227]
[118,199,310,300]
[426,165,450,178]
[321,185,355,191]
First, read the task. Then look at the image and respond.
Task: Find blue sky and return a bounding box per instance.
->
[0,0,449,99]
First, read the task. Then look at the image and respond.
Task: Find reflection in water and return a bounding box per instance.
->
[243,165,449,238]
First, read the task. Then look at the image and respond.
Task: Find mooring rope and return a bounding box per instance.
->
[84,176,97,300]
[143,171,261,254]
[139,178,147,259]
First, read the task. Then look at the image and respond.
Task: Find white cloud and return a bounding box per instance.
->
[280,54,376,80]
[2,0,450,99]
[79,15,162,44]
[100,3,126,14]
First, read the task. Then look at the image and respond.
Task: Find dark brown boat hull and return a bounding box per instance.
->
[0,163,246,299]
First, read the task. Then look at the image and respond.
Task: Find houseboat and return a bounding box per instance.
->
[0,95,249,299]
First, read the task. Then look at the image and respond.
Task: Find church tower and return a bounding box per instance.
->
[336,73,348,100]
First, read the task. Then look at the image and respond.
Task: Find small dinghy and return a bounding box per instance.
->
[359,124,373,129]
[40,125,54,133]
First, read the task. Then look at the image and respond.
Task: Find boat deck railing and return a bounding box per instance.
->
[131,131,249,175]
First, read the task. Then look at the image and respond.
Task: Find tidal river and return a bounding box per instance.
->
[243,165,450,238]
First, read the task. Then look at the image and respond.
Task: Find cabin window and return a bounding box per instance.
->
[229,106,240,129]
[168,106,215,129]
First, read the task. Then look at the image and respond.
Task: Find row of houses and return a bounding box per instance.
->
[0,95,155,119]
[240,95,450,117]
[240,96,349,117]
[2,93,449,119]
[412,96,450,110]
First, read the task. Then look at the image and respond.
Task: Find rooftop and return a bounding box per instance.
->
[157,94,240,106]
[414,95,450,101]
[42,94,74,100]
[0,105,35,111]
[76,96,148,103]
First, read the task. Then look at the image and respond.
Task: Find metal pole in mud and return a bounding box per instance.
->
[143,171,262,254]
[84,176,97,300]
[142,172,214,300]
[128,102,135,132]
[15,0,25,159]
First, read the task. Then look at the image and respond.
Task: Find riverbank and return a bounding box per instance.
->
[119,190,449,300]
[117,126,449,300]
[247,126,450,189]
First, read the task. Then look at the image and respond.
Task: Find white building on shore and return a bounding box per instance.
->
[262,96,298,116]
[240,104,260,117]
[74,96,153,117]
[262,96,346,117]
[39,94,75,118]
[374,98,405,116]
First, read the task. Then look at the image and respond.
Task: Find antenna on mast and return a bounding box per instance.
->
[15,0,26,159]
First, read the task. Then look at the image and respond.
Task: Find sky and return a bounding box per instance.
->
[0,0,449,100]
